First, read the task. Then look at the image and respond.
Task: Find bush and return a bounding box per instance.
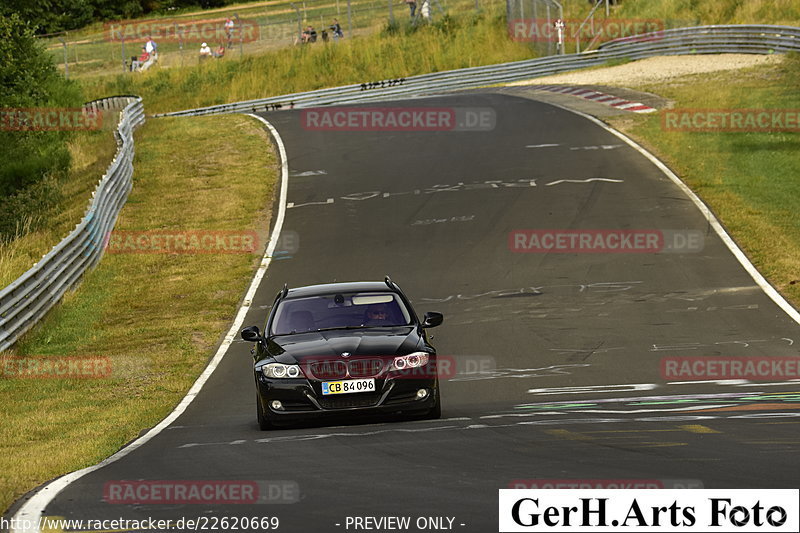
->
[0,13,84,241]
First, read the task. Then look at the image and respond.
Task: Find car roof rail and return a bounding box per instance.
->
[384,275,395,290]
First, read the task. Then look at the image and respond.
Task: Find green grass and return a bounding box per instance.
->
[0,114,277,514]
[608,52,800,303]
[602,0,800,27]
[79,8,532,114]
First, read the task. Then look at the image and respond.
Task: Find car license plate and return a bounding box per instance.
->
[322,378,375,395]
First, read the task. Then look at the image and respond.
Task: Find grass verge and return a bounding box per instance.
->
[0,114,277,514]
[606,53,800,305]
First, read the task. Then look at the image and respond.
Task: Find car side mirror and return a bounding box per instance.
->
[241,325,263,342]
[421,312,443,328]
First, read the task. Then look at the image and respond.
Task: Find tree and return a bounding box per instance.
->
[0,0,93,34]
[0,13,83,239]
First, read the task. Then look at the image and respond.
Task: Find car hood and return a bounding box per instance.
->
[266,327,421,364]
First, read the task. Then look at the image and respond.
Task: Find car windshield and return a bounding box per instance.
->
[270,291,412,335]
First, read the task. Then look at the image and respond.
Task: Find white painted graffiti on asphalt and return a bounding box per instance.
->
[412,215,475,226]
[286,178,624,208]
[568,144,625,151]
[546,337,795,356]
[524,144,624,151]
[419,281,643,303]
[545,178,624,186]
[449,363,590,382]
[650,337,795,351]
[176,402,800,449]
[290,169,328,177]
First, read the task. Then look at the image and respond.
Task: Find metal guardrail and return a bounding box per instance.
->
[0,97,145,352]
[156,24,800,118]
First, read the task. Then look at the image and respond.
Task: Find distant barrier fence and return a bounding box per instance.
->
[0,97,145,352]
[155,25,800,118]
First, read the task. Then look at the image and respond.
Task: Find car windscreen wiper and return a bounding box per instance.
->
[313,326,371,332]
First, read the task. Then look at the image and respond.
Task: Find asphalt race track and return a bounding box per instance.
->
[11,93,800,532]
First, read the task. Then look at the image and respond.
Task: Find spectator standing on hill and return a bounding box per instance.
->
[405,0,417,17]
[145,36,157,60]
[330,19,343,39]
[224,17,234,46]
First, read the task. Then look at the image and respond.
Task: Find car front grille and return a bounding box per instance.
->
[307,358,386,379]
[348,358,385,378]
[319,393,382,409]
[309,360,348,380]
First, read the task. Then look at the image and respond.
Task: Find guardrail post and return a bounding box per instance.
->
[175,22,183,66]
[59,37,69,79]
[235,13,244,57]
[120,32,127,73]
[290,3,302,43]
[347,0,352,36]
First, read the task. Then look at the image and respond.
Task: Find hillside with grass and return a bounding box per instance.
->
[81,8,532,114]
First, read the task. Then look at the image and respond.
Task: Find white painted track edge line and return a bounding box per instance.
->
[9,113,290,533]
[549,102,800,326]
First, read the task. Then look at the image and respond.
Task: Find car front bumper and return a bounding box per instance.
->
[256,374,438,421]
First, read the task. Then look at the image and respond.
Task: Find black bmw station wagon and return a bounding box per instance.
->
[241,277,444,429]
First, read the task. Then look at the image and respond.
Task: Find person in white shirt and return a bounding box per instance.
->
[145,36,157,59]
[199,42,212,60]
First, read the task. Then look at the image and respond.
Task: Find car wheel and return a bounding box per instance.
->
[256,394,274,430]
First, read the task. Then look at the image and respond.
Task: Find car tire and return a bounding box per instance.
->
[256,394,274,430]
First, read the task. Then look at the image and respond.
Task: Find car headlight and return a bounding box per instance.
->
[390,352,429,371]
[261,363,304,379]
